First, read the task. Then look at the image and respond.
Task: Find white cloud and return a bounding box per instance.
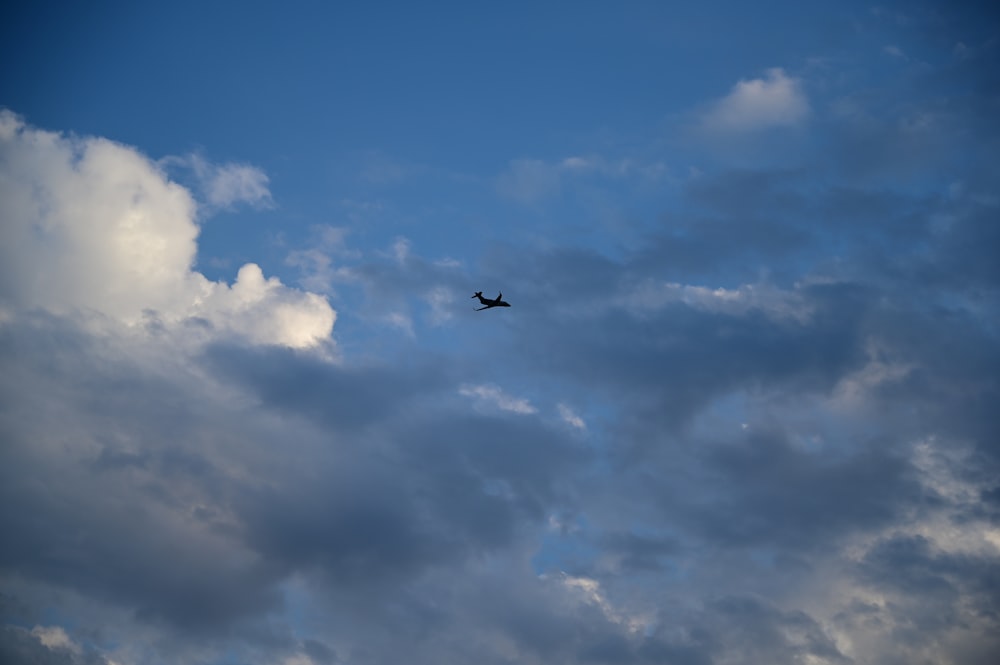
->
[701,68,809,133]
[557,403,586,430]
[184,153,273,210]
[621,279,812,322]
[31,625,82,655]
[424,286,456,325]
[0,111,334,349]
[391,236,411,263]
[205,263,337,348]
[459,383,537,414]
[560,156,593,170]
[558,573,648,633]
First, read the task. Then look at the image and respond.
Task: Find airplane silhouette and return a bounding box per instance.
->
[472,291,511,311]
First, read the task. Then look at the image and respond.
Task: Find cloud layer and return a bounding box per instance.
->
[2,10,999,664]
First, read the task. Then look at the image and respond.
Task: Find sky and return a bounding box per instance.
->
[1,1,999,664]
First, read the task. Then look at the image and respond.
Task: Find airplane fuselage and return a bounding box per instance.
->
[472,291,510,310]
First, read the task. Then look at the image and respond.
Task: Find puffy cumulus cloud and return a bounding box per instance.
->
[701,68,809,133]
[201,263,336,348]
[0,111,333,349]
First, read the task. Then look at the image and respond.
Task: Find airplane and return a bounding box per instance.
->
[472,291,511,311]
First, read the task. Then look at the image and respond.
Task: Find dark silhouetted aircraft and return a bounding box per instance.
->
[472,291,511,311]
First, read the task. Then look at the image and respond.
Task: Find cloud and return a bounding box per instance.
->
[0,625,110,665]
[197,158,273,210]
[496,155,669,204]
[31,626,82,655]
[558,573,648,632]
[460,383,538,414]
[0,312,579,662]
[496,158,562,204]
[285,226,359,294]
[164,152,274,210]
[423,286,456,325]
[557,403,586,430]
[701,68,809,133]
[883,44,906,59]
[619,279,813,322]
[0,111,333,349]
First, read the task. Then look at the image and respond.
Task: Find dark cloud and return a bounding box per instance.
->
[695,596,850,665]
[858,534,1000,612]
[511,281,870,446]
[676,433,920,550]
[202,341,449,432]
[598,530,681,573]
[0,312,593,660]
[302,639,338,664]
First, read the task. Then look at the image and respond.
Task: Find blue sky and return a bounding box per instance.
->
[2,2,999,664]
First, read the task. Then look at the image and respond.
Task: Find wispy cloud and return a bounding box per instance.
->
[459,384,537,414]
[557,403,586,430]
[165,153,274,211]
[496,155,669,204]
[883,44,907,59]
[423,286,456,325]
[496,158,563,204]
[620,280,813,322]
